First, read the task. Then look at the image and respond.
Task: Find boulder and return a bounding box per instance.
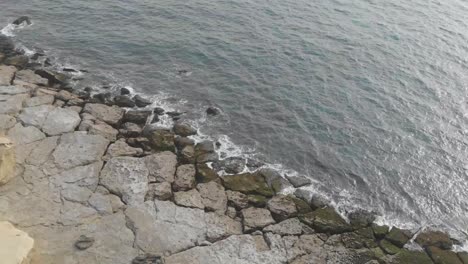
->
[285,174,312,188]
[226,190,249,209]
[267,195,298,221]
[179,145,195,164]
[23,95,54,107]
[247,194,268,207]
[15,69,48,86]
[385,227,412,248]
[347,209,376,228]
[146,182,172,201]
[17,104,54,128]
[0,221,34,264]
[175,136,195,150]
[222,172,274,197]
[197,181,227,212]
[174,164,196,191]
[301,207,351,234]
[4,55,28,69]
[12,16,32,25]
[173,122,197,137]
[133,95,152,107]
[34,69,68,86]
[0,137,15,186]
[144,151,177,183]
[195,163,219,183]
[147,129,175,152]
[0,66,16,86]
[0,114,16,133]
[174,189,205,209]
[123,110,151,124]
[104,139,143,160]
[7,123,45,145]
[415,230,453,250]
[372,223,389,239]
[114,95,136,108]
[205,213,243,242]
[88,121,119,141]
[241,207,276,231]
[194,141,218,163]
[215,157,246,174]
[0,94,28,115]
[100,157,149,205]
[55,90,77,102]
[41,107,81,136]
[119,122,142,137]
[206,106,221,116]
[379,239,401,255]
[384,249,434,264]
[83,103,124,125]
[264,218,307,236]
[258,168,292,194]
[120,87,130,95]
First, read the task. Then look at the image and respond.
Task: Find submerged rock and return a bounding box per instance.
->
[133,95,152,107]
[215,157,246,174]
[12,16,32,25]
[206,106,221,116]
[114,95,136,108]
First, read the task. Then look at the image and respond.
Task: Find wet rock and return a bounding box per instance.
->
[206,106,221,116]
[0,65,16,85]
[195,163,219,183]
[91,92,113,105]
[100,156,149,205]
[145,151,178,183]
[119,122,143,137]
[301,207,352,234]
[194,140,218,163]
[287,195,312,214]
[147,129,175,152]
[197,181,227,212]
[383,249,434,264]
[248,194,268,207]
[74,235,95,250]
[120,87,131,95]
[173,122,197,137]
[127,137,152,151]
[258,168,292,194]
[131,254,164,264]
[35,69,68,86]
[215,157,246,174]
[348,209,376,228]
[428,246,464,264]
[241,207,276,231]
[15,69,48,86]
[83,103,124,125]
[174,164,196,191]
[415,230,453,250]
[385,227,412,248]
[179,145,195,164]
[174,189,205,209]
[175,136,195,150]
[285,174,312,188]
[12,16,32,25]
[267,195,298,221]
[42,107,81,136]
[153,107,165,115]
[222,172,274,197]
[379,239,401,255]
[264,218,306,236]
[226,190,249,209]
[4,55,29,69]
[114,95,136,107]
[372,223,389,239]
[147,182,172,201]
[133,95,152,107]
[457,252,468,264]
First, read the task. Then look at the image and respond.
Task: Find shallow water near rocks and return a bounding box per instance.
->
[2,0,468,244]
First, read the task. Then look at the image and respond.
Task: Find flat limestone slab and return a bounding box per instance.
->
[0,221,34,264]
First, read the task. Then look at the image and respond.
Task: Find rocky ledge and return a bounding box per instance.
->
[0,29,466,264]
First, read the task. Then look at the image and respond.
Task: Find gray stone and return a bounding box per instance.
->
[83,103,124,125]
[226,190,249,209]
[174,189,205,209]
[109,194,126,212]
[52,132,109,170]
[88,193,113,215]
[267,195,298,221]
[100,156,149,205]
[7,123,45,145]
[0,114,16,133]
[285,174,312,188]
[0,94,29,115]
[242,207,276,231]
[0,66,16,85]
[0,85,29,95]
[147,182,172,201]
[205,213,243,242]
[42,107,81,135]
[88,120,119,141]
[104,139,143,160]
[23,95,54,107]
[15,69,48,86]
[55,90,76,102]
[226,206,237,219]
[264,218,306,236]
[50,161,103,191]
[173,122,197,137]
[25,136,59,166]
[61,185,93,203]
[144,151,177,183]
[197,181,227,212]
[174,164,196,191]
[67,105,82,113]
[17,105,54,128]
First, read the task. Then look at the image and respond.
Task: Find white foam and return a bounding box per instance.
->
[0,22,32,37]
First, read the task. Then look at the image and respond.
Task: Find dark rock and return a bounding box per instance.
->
[74,235,95,250]
[341,231,371,249]
[179,145,195,164]
[123,110,152,125]
[151,115,159,123]
[153,107,165,115]
[194,141,218,163]
[174,136,195,150]
[348,209,376,229]
[0,35,15,55]
[173,122,197,137]
[12,16,32,25]
[120,87,131,95]
[77,91,91,100]
[62,68,78,72]
[246,159,264,170]
[127,137,152,151]
[35,69,69,86]
[267,195,298,221]
[379,239,401,255]
[385,227,412,248]
[4,55,29,68]
[285,174,312,188]
[247,194,268,207]
[133,95,152,107]
[166,111,182,117]
[390,249,433,264]
[119,122,142,137]
[301,207,352,234]
[91,92,113,105]
[415,230,453,250]
[222,172,274,197]
[372,223,389,239]
[206,106,221,116]
[258,168,292,194]
[215,157,246,174]
[309,194,330,210]
[426,246,463,264]
[131,254,164,264]
[458,252,468,264]
[44,57,52,66]
[287,195,312,214]
[147,129,175,152]
[114,95,136,108]
[195,163,219,183]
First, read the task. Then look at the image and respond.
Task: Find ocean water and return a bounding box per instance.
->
[2,0,468,242]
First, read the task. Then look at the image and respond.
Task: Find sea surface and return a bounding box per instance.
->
[2,0,468,243]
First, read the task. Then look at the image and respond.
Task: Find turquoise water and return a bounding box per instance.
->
[2,0,468,240]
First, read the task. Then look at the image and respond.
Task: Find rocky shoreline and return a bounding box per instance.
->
[0,23,466,264]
